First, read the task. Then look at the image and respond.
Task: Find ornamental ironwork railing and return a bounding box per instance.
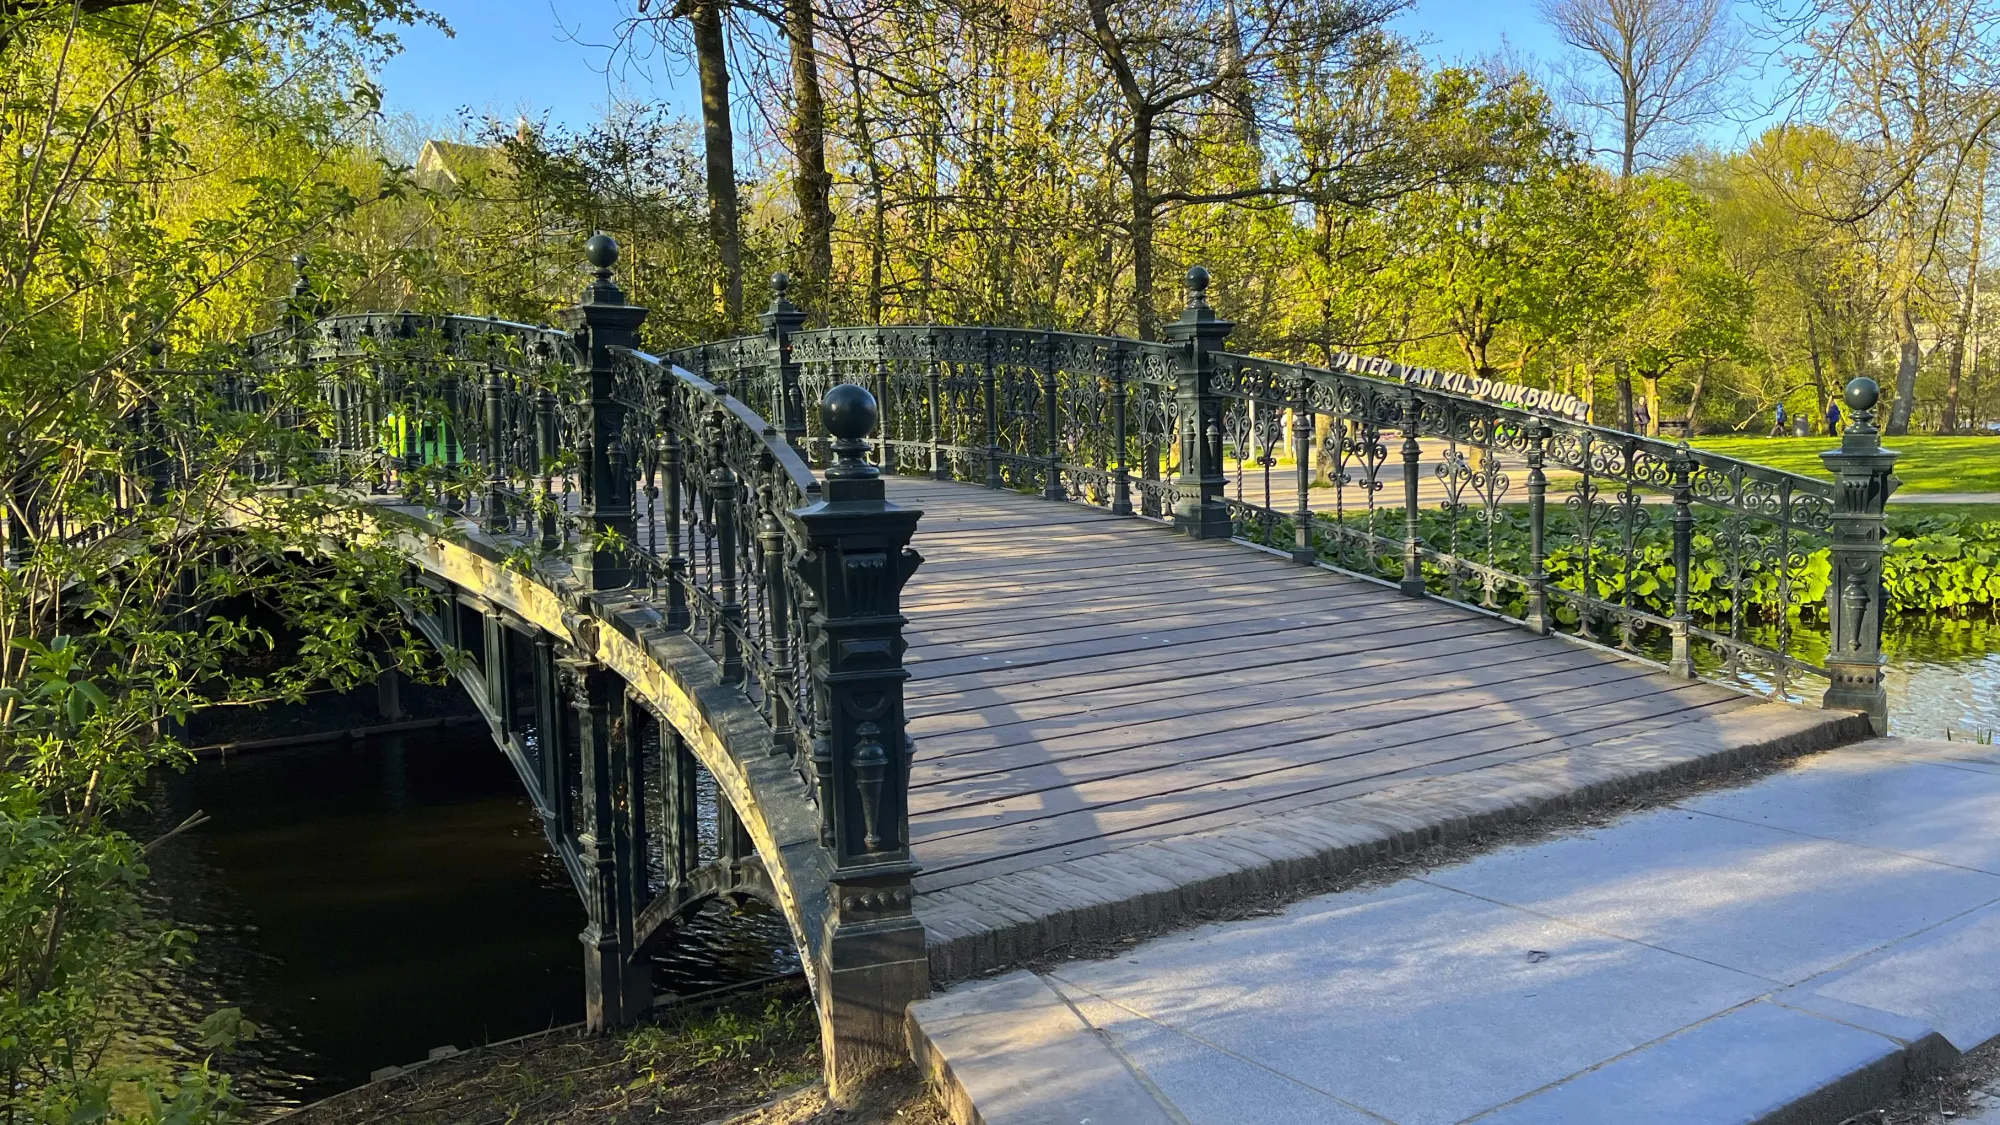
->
[669,267,1899,733]
[237,240,925,900]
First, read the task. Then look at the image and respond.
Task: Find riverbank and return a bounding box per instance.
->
[278,984,945,1125]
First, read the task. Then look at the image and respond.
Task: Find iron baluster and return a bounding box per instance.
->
[537,386,560,552]
[1616,438,1643,651]
[1042,329,1063,500]
[759,487,796,757]
[982,329,1000,489]
[1669,443,1695,677]
[661,393,689,631]
[1292,389,1315,564]
[1525,420,1551,634]
[927,330,945,480]
[484,362,507,533]
[1111,344,1132,516]
[709,426,745,685]
[1399,389,1424,596]
[871,332,890,469]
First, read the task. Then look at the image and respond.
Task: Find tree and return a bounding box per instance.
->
[1617,176,1756,431]
[1079,0,1405,337]
[1774,0,2000,433]
[1540,0,1742,179]
[1,2,440,1116]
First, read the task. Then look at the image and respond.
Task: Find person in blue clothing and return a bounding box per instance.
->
[1824,397,1841,437]
[1770,402,1788,436]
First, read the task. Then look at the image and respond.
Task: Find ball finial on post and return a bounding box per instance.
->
[1185,265,1211,308]
[1844,376,1880,435]
[772,271,791,299]
[822,383,879,480]
[586,232,619,275]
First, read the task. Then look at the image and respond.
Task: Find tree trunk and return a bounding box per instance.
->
[1615,360,1634,432]
[1886,295,1920,435]
[690,0,742,326]
[1684,363,1708,435]
[1944,164,1986,434]
[1640,373,1660,435]
[1129,113,1156,339]
[783,0,834,317]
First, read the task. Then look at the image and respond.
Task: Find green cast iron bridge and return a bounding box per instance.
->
[216,237,1895,1093]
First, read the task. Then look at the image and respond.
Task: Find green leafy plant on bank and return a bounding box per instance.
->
[1244,506,2000,624]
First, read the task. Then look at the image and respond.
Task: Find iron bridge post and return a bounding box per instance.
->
[1164,267,1233,539]
[1820,376,1899,734]
[792,383,928,1092]
[561,234,648,591]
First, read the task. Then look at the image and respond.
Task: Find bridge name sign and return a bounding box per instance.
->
[1328,353,1591,423]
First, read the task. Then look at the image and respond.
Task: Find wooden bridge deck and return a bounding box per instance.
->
[892,479,1866,965]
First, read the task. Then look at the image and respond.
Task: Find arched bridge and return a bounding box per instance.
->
[238,238,1897,1092]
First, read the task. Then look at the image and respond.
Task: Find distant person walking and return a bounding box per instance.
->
[1633,398,1651,435]
[1825,398,1842,437]
[1770,402,1787,437]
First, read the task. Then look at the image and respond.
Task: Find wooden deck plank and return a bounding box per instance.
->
[906,626,1545,747]
[873,478,1806,909]
[909,642,1619,780]
[909,686,1752,882]
[903,616,1525,713]
[906,661,1692,833]
[911,697,1763,893]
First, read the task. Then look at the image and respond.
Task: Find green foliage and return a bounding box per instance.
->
[1,2,441,1120]
[1288,504,2000,623]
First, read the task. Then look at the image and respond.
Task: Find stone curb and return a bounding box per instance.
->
[915,703,1873,985]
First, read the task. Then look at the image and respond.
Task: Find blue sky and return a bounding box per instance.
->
[373,0,1578,134]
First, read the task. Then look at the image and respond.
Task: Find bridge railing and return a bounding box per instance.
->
[669,268,1899,733]
[242,308,577,543]
[238,242,930,1072]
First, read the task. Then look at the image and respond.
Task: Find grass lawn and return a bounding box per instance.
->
[1690,435,2000,494]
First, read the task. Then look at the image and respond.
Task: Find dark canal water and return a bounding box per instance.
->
[130,619,1995,1118]
[136,726,797,1118]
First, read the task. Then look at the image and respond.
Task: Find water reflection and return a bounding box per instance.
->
[138,728,797,1117]
[1886,618,2000,739]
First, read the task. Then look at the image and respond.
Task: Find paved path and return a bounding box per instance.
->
[912,737,2000,1125]
[891,479,1866,984]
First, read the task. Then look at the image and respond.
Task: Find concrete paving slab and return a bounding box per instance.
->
[908,741,2000,1125]
[1802,900,2000,1052]
[1470,1001,1907,1125]
[1045,980,1389,1125]
[1684,748,2000,874]
[1048,882,1772,1125]
[1419,804,2000,982]
[906,970,1179,1125]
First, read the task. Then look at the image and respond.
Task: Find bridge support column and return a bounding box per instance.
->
[794,385,929,1093]
[1821,378,1899,735]
[1165,268,1233,540]
[566,659,653,1030]
[531,635,567,846]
